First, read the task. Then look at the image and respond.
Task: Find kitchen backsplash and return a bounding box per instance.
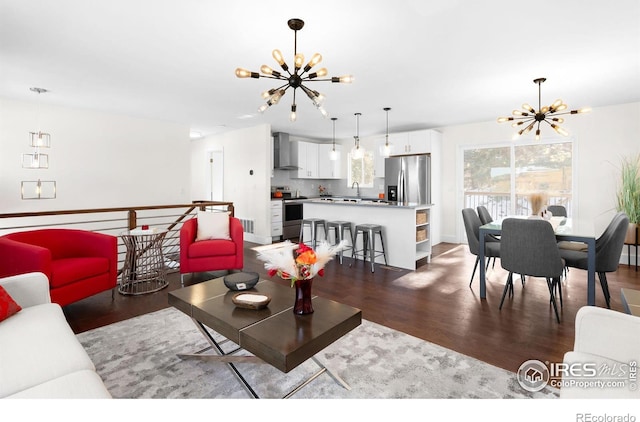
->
[271,169,384,198]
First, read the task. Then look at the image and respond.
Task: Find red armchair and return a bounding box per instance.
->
[179,216,244,284]
[0,229,118,306]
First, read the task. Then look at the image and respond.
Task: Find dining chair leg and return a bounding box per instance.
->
[469,257,480,287]
[597,272,611,309]
[546,278,561,323]
[499,273,513,309]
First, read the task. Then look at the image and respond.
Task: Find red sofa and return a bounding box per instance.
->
[179,217,243,283]
[0,229,118,306]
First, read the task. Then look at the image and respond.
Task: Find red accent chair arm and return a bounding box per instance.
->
[0,237,53,280]
[180,218,197,272]
[229,217,244,268]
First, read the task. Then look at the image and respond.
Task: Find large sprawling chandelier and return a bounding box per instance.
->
[497,78,590,140]
[235,18,353,122]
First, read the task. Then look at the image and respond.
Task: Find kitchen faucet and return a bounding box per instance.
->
[351,181,360,197]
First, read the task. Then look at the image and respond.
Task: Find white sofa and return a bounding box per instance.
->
[561,306,640,399]
[0,272,111,398]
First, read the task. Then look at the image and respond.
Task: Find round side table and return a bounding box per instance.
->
[119,229,168,295]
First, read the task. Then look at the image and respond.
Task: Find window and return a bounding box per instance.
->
[348,151,375,188]
[464,140,573,218]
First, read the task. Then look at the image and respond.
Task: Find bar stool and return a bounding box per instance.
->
[299,218,327,250]
[351,224,388,272]
[326,220,354,264]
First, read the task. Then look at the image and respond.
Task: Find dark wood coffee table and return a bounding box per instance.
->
[168,277,362,398]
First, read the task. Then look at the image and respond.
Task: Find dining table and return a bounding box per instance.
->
[478,216,598,306]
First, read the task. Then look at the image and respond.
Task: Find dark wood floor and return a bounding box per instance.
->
[63,242,640,374]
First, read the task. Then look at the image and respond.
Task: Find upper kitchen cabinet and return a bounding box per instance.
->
[318,143,341,179]
[391,129,439,155]
[292,141,319,178]
[292,141,341,179]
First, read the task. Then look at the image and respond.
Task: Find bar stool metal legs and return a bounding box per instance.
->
[327,221,354,264]
[351,224,388,272]
[299,218,327,250]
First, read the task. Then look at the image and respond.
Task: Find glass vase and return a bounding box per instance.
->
[293,278,314,315]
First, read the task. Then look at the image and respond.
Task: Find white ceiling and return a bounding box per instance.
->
[1,0,639,141]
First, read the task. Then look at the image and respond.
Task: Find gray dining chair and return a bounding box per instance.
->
[462,208,501,287]
[476,205,500,268]
[559,212,629,308]
[477,205,494,225]
[499,218,565,323]
[547,205,568,217]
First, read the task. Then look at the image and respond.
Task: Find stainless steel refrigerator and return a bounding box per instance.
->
[384,154,431,205]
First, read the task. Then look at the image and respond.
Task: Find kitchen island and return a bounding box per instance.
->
[303,199,432,270]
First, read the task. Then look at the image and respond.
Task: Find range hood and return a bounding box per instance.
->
[273,132,300,170]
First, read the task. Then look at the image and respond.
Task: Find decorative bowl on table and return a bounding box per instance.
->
[232,293,271,310]
[223,272,259,291]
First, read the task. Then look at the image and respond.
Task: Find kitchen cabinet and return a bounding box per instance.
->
[318,143,341,179]
[270,200,283,240]
[391,129,437,155]
[292,141,319,179]
[292,141,341,179]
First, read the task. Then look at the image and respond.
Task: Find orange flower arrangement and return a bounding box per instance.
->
[258,240,346,287]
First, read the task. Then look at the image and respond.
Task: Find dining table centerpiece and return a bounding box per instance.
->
[257,240,346,315]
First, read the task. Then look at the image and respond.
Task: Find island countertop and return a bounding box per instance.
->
[307,198,433,209]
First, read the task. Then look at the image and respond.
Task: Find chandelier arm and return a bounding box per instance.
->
[273,82,291,92]
[261,74,289,81]
[302,78,335,82]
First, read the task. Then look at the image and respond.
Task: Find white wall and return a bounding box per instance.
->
[189,124,272,244]
[0,98,191,212]
[438,102,640,248]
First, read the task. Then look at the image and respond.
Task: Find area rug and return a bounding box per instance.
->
[77,307,558,399]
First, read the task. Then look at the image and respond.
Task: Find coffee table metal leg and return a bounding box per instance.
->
[282,356,351,398]
[180,319,351,399]
[312,356,351,391]
[178,319,260,398]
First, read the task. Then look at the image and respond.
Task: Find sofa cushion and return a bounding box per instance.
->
[196,211,231,241]
[50,257,110,288]
[0,285,21,322]
[6,369,111,398]
[189,239,236,258]
[0,303,96,397]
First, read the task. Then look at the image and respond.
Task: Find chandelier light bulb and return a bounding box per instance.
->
[309,68,328,79]
[305,53,322,71]
[260,65,280,77]
[294,53,305,70]
[272,49,286,66]
[235,68,257,78]
[333,75,354,84]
